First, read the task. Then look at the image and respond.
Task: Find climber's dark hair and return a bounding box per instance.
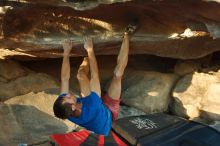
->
[53,96,73,119]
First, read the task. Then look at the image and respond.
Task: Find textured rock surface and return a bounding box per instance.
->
[5,88,75,131]
[210,121,220,132]
[0,103,68,146]
[174,55,213,76]
[118,105,146,119]
[174,60,202,76]
[201,79,220,120]
[0,55,219,144]
[172,71,220,121]
[1,0,220,59]
[121,70,179,113]
[0,59,28,80]
[0,73,58,101]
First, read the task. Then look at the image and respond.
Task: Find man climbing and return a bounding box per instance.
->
[53,25,136,136]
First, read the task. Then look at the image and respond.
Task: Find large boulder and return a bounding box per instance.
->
[121,70,179,113]
[174,60,201,76]
[118,105,146,119]
[5,88,75,131]
[0,103,68,146]
[1,80,90,145]
[172,71,220,121]
[201,79,220,120]
[0,76,7,83]
[0,59,28,80]
[0,73,58,101]
[174,55,213,76]
[1,0,220,59]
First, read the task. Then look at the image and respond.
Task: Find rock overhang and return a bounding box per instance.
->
[0,0,220,60]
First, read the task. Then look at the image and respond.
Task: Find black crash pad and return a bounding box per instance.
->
[112,113,220,146]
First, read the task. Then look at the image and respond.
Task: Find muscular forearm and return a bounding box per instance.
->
[87,48,101,96]
[61,54,70,93]
[61,55,70,80]
[87,49,99,78]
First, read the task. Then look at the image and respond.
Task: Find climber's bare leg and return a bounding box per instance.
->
[107,33,129,100]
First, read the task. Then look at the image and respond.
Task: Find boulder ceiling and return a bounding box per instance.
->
[0,0,220,59]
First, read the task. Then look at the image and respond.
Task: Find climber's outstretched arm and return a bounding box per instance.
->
[84,37,101,97]
[60,39,73,94]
